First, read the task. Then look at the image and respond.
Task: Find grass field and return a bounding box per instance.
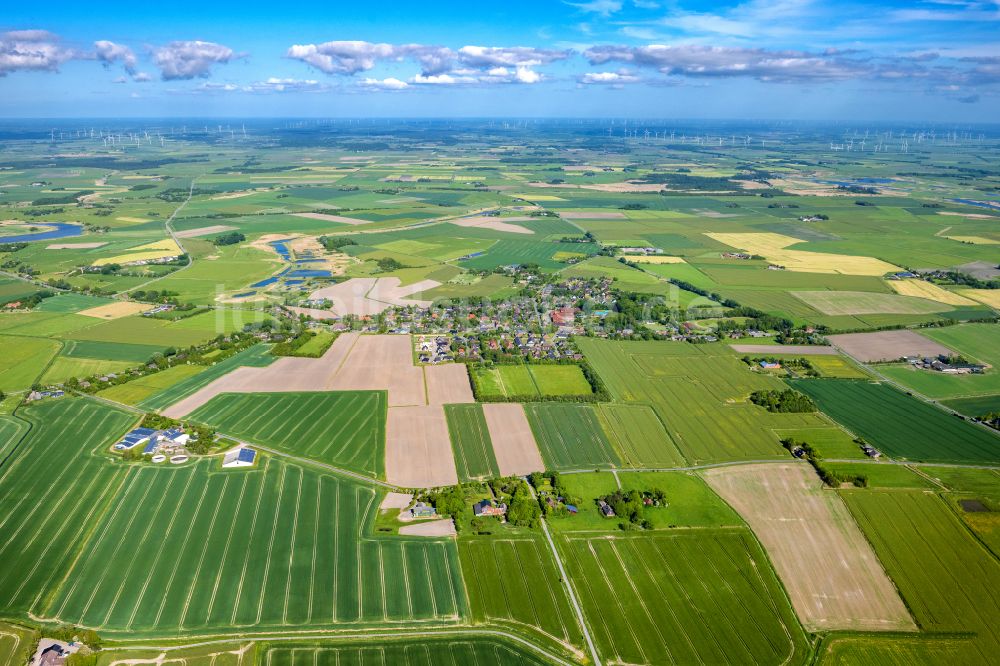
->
[45,456,464,634]
[98,365,205,405]
[189,391,386,478]
[40,356,135,384]
[0,399,135,615]
[560,530,808,665]
[0,334,59,391]
[139,344,276,411]
[579,338,828,464]
[459,535,583,650]
[0,415,29,463]
[260,637,553,665]
[595,403,686,467]
[61,339,165,362]
[524,403,620,470]
[841,490,1000,663]
[790,379,1000,464]
[444,404,500,481]
[0,622,36,666]
[792,290,945,316]
[471,364,593,399]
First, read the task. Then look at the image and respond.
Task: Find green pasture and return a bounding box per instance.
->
[188,391,386,478]
[525,403,620,470]
[791,379,1000,464]
[444,404,500,481]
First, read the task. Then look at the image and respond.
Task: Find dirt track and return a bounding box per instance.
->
[482,404,544,476]
[703,463,916,633]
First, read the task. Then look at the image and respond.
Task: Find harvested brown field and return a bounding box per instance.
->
[399,519,456,537]
[558,211,626,220]
[78,301,152,319]
[482,404,544,476]
[729,344,839,355]
[385,405,458,488]
[308,277,436,316]
[292,212,371,225]
[328,334,426,406]
[380,492,413,511]
[450,216,533,234]
[174,224,237,238]
[828,330,952,362]
[581,182,665,193]
[703,463,915,632]
[46,242,107,249]
[424,364,474,405]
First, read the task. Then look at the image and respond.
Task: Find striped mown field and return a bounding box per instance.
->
[445,404,500,481]
[188,391,387,478]
[261,637,553,666]
[460,536,583,650]
[524,403,620,470]
[560,530,808,666]
[44,456,465,635]
[0,399,135,615]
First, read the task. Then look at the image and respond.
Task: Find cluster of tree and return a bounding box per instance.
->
[212,231,245,246]
[974,411,1000,431]
[638,172,739,191]
[619,203,648,210]
[855,200,876,207]
[0,242,27,252]
[42,624,102,649]
[131,289,180,304]
[781,438,867,487]
[598,488,666,531]
[129,183,157,191]
[836,184,878,194]
[666,279,739,309]
[1,289,55,309]
[489,477,541,527]
[928,271,999,290]
[749,388,817,413]
[156,187,217,202]
[376,257,405,272]
[741,356,820,376]
[318,235,358,251]
[32,190,94,206]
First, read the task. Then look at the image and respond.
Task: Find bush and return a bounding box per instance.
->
[749,389,817,413]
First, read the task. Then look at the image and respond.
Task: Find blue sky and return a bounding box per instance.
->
[1,0,998,120]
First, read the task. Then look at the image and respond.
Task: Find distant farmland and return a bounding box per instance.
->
[188,391,387,478]
[260,637,554,666]
[791,379,1000,464]
[444,404,500,481]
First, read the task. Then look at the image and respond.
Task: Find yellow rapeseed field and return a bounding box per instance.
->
[705,232,900,276]
[887,279,978,306]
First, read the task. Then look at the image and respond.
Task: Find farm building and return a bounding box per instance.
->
[473,499,507,517]
[598,500,616,518]
[759,361,782,369]
[223,447,257,468]
[411,502,437,518]
[114,427,156,450]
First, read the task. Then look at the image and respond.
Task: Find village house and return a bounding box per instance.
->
[473,499,507,517]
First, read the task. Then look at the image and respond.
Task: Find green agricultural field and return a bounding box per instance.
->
[771,425,867,459]
[66,311,260,348]
[822,462,938,488]
[459,239,599,271]
[560,531,808,666]
[44,456,464,635]
[0,398,135,615]
[40,356,135,384]
[839,490,1000,663]
[472,364,594,399]
[459,535,583,650]
[148,244,280,303]
[0,415,29,462]
[33,292,113,313]
[139,344,276,411]
[445,404,500,481]
[879,324,1000,399]
[188,391,386,478]
[791,379,1000,464]
[595,403,686,467]
[579,338,827,464]
[562,256,666,293]
[0,621,36,666]
[98,365,205,405]
[61,339,166,362]
[525,403,620,470]
[0,334,60,391]
[943,394,1000,418]
[259,637,554,666]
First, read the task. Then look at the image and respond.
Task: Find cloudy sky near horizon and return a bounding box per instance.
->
[1,0,998,120]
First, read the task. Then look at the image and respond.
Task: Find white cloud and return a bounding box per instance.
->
[286,41,399,74]
[94,40,137,75]
[456,45,570,68]
[585,44,871,81]
[579,69,640,84]
[0,29,77,76]
[358,76,409,90]
[152,40,235,80]
[566,0,623,17]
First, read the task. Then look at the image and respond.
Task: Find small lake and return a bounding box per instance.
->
[949,198,1000,212]
[0,222,83,244]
